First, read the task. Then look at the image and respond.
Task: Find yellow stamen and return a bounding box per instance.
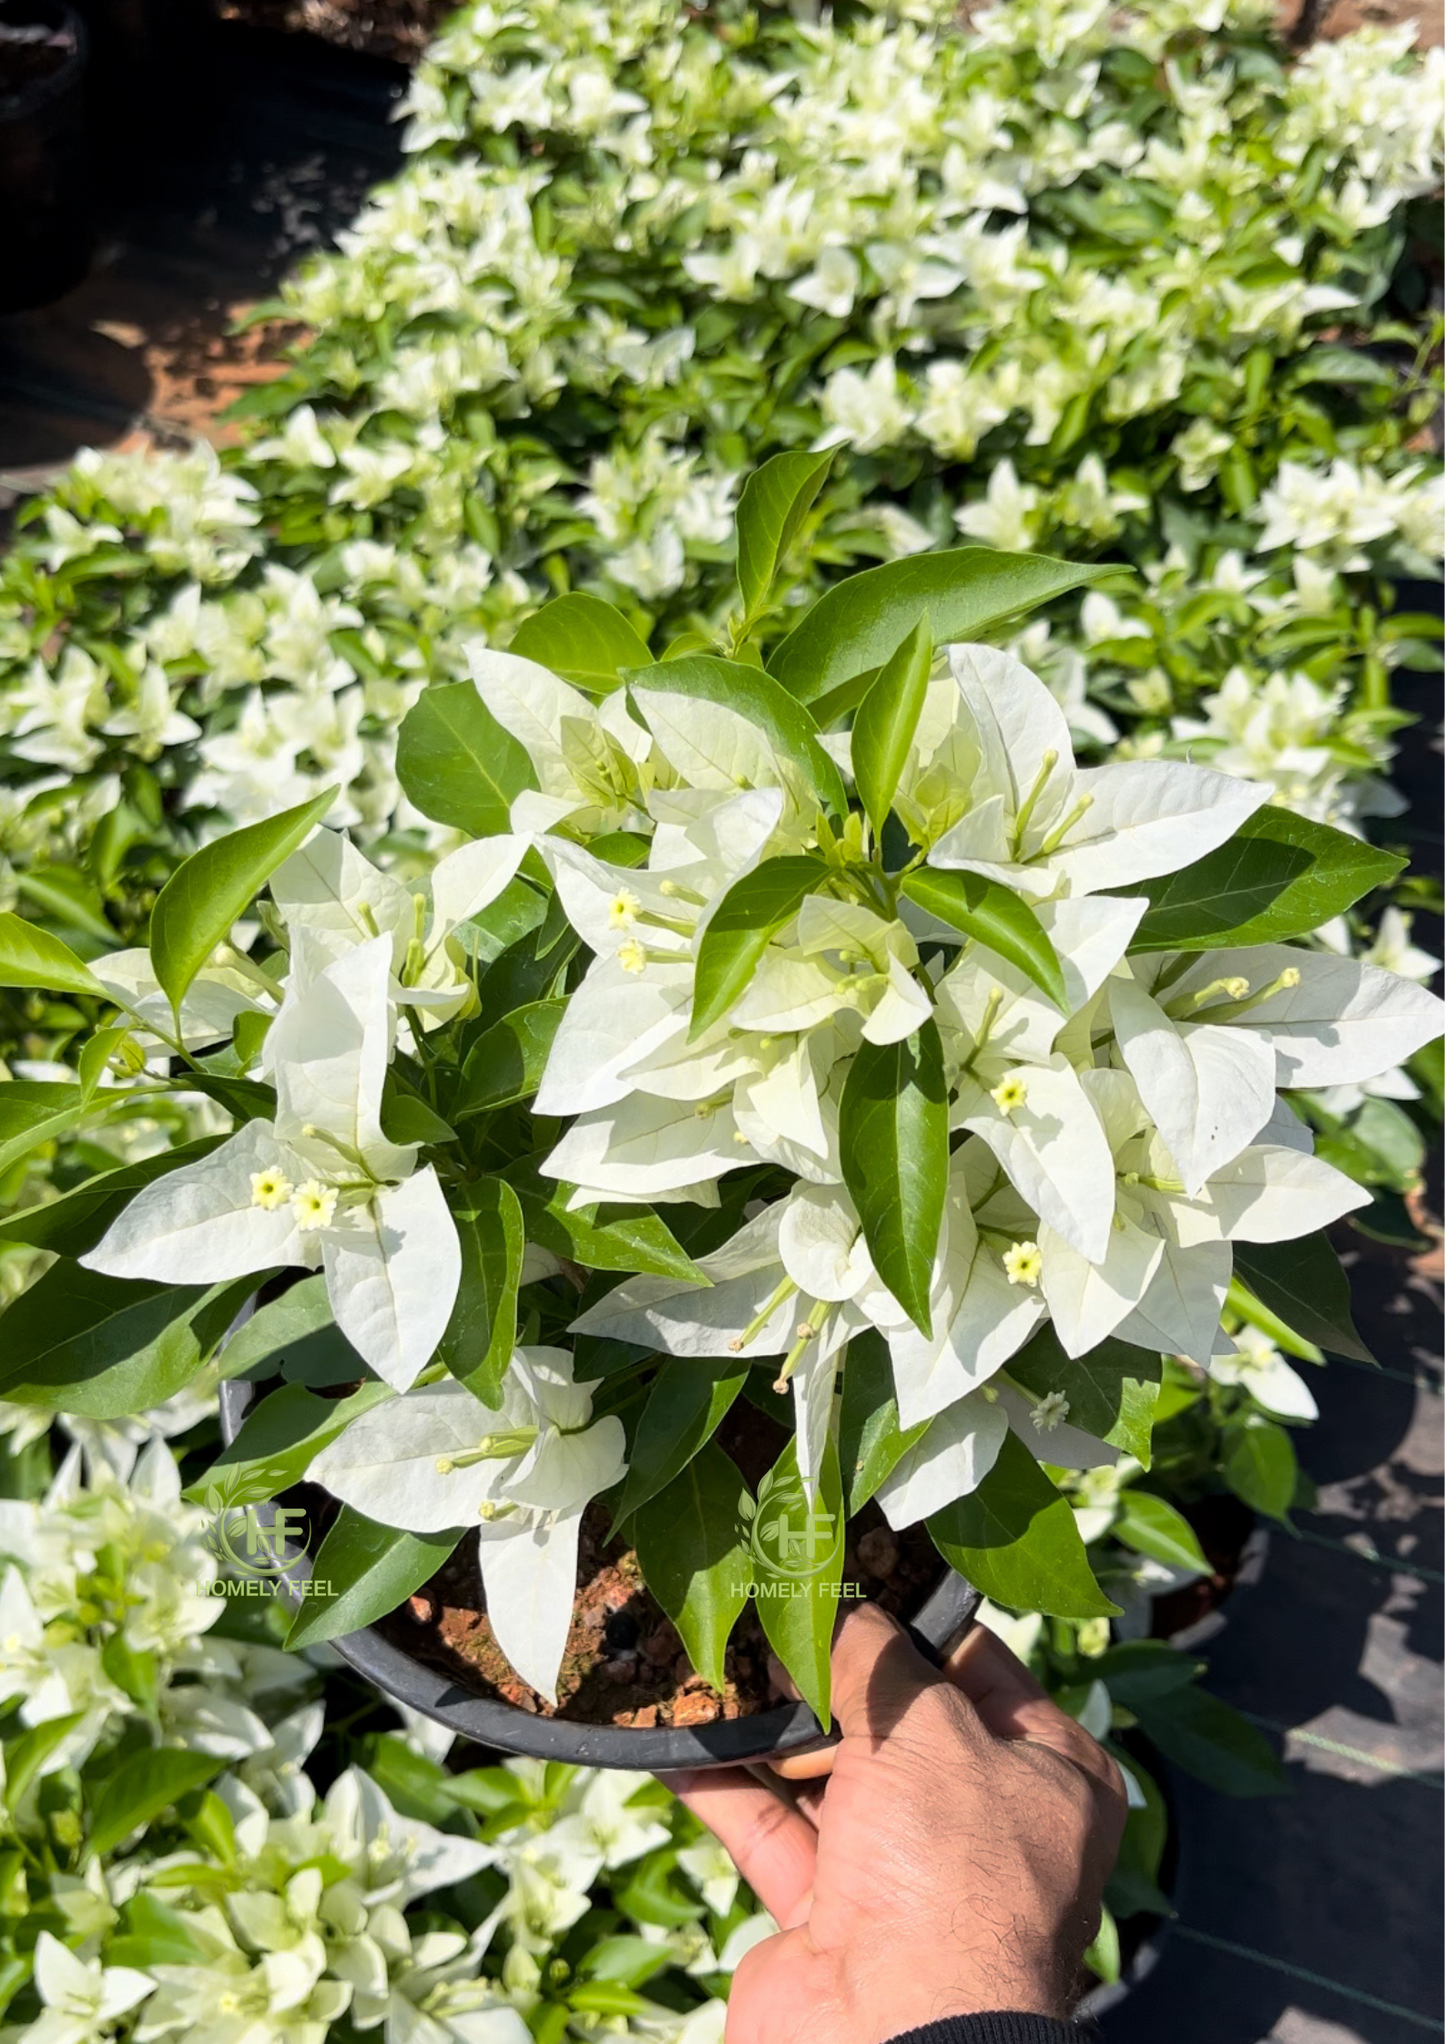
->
[1003,1240,1042,1288]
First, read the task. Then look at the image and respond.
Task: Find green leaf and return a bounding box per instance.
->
[101,1635,159,1711]
[506,1157,706,1286]
[1221,1415,1298,1523]
[395,680,537,836]
[1232,1234,1373,1363]
[928,1432,1119,1619]
[754,1435,845,1726]
[627,656,848,817]
[635,1441,752,1692]
[735,450,834,625]
[837,1328,925,1516]
[1082,1904,1121,1986]
[0,1141,224,1256]
[107,1895,212,1970]
[214,1275,337,1381]
[0,1080,89,1178]
[0,913,106,997]
[1106,1750,1171,1920]
[380,1085,455,1150]
[839,1021,948,1336]
[767,549,1110,705]
[455,999,565,1116]
[1093,1639,1204,1709]
[900,868,1067,1011]
[149,788,335,1015]
[613,1360,748,1526]
[852,618,933,840]
[87,1749,227,1859]
[1113,1491,1209,1571]
[436,1179,525,1407]
[284,1509,462,1649]
[1005,1328,1161,1466]
[186,1379,393,1503]
[184,1073,277,1125]
[1131,1684,1286,1797]
[4,1715,86,1811]
[0,1266,255,1417]
[690,855,828,1041]
[507,593,652,693]
[1121,807,1404,951]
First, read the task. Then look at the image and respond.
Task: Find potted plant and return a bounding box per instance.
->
[0,457,1439,1769]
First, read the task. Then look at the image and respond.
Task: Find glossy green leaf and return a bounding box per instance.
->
[0,913,106,997]
[1113,1491,1209,1571]
[900,868,1066,1011]
[735,449,834,624]
[1093,1639,1204,1709]
[506,1156,707,1286]
[690,855,828,1041]
[184,1072,277,1125]
[507,592,652,692]
[1121,807,1404,951]
[149,788,335,1015]
[88,1749,227,1860]
[214,1274,336,1381]
[1105,1751,1171,1920]
[1221,1415,1298,1523]
[767,549,1110,705]
[4,1714,86,1811]
[1130,1684,1286,1797]
[627,655,848,816]
[613,1360,748,1526]
[285,1509,462,1649]
[455,999,566,1115]
[0,1265,255,1417]
[635,1441,752,1693]
[928,1432,1119,1619]
[395,680,537,835]
[852,618,933,840]
[753,1434,845,1727]
[379,1085,455,1148]
[0,1080,88,1178]
[1232,1234,1373,1363]
[436,1179,525,1407]
[839,1021,948,1336]
[1005,1327,1161,1466]
[186,1379,393,1504]
[837,1328,925,1516]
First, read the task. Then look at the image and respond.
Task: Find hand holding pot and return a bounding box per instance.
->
[665,1606,1125,2044]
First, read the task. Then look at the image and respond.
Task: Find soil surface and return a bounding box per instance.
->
[378,1398,946,1727]
[215,0,448,62]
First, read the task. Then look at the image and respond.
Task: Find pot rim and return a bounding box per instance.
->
[0,0,86,117]
[217,1375,979,1770]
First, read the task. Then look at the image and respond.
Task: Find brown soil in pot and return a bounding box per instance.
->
[376,1397,947,1728]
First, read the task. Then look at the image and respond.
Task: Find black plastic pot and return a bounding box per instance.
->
[219,1375,980,1770]
[69,0,210,131]
[0,0,90,313]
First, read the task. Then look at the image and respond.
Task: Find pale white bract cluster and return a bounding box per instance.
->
[520,640,1445,1522]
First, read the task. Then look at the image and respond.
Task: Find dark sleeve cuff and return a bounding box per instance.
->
[885,2018,1085,2044]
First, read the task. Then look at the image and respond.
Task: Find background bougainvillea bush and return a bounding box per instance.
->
[0,0,1441,2022]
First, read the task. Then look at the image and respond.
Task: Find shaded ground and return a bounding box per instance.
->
[0,24,403,497]
[1101,1246,1444,2043]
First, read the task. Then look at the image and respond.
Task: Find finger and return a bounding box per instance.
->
[828,1602,948,1746]
[660,1766,818,1926]
[765,1654,841,1779]
[944,1626,1125,1807]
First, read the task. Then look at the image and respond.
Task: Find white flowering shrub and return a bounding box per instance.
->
[0,497,1439,1742]
[0,0,1440,945]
